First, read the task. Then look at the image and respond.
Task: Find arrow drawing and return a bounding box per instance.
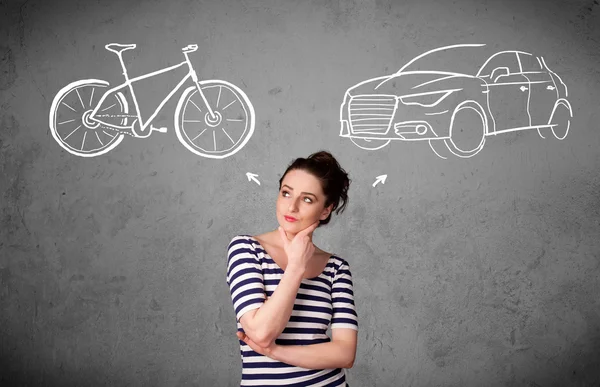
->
[372,174,387,187]
[246,172,260,185]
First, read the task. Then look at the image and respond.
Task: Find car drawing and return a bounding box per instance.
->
[339,44,572,158]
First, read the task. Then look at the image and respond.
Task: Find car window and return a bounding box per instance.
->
[477,52,521,77]
[518,52,543,72]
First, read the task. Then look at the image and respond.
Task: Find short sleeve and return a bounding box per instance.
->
[226,236,266,321]
[331,259,358,330]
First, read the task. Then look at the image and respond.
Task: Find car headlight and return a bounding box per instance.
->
[399,89,459,108]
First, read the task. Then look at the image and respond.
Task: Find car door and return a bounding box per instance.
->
[477,52,531,133]
[517,52,558,127]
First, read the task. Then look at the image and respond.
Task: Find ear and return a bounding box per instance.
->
[320,204,334,220]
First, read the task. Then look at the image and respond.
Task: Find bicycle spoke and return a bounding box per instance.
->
[89,88,95,106]
[190,100,202,112]
[225,118,244,122]
[213,131,217,151]
[58,118,77,125]
[191,128,207,142]
[95,131,104,146]
[62,102,77,112]
[222,100,236,110]
[216,86,222,108]
[222,127,235,144]
[103,130,116,138]
[81,132,87,151]
[64,125,82,141]
[75,88,85,109]
[184,119,203,122]
[101,103,116,112]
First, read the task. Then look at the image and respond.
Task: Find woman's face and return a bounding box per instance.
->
[277,169,333,237]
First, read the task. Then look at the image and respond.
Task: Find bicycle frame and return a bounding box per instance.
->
[89,49,212,136]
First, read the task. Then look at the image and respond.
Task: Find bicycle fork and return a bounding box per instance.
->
[182,45,217,120]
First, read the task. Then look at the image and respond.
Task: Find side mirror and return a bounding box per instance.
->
[491,67,509,82]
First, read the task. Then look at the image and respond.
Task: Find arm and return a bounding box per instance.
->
[239,266,305,347]
[238,259,359,369]
[226,235,305,348]
[273,259,359,368]
[270,328,357,369]
[237,224,320,347]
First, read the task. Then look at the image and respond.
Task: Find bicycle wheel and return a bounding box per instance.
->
[49,79,126,157]
[174,80,255,159]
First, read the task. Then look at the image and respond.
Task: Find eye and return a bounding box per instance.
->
[304,197,313,203]
[281,190,290,197]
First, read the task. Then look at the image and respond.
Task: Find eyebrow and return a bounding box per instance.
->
[282,184,318,199]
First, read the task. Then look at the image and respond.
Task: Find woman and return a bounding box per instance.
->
[226,150,358,386]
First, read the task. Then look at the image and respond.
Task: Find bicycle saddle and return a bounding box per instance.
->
[105,43,137,54]
[182,44,198,53]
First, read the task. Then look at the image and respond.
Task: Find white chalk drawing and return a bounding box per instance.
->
[246,172,261,185]
[372,174,387,187]
[49,44,255,158]
[339,44,572,158]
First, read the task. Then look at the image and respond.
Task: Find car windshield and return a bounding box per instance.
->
[397,44,490,76]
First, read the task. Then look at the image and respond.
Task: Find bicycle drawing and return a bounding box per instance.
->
[49,43,255,158]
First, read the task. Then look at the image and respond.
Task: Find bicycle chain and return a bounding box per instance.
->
[92,113,137,137]
[98,124,135,137]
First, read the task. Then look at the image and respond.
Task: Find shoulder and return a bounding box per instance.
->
[226,236,265,286]
[329,254,349,267]
[228,234,256,246]
[330,255,353,278]
[227,235,258,256]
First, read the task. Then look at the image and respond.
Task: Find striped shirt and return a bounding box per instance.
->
[226,235,358,387]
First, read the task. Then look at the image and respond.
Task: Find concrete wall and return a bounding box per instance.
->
[1,0,599,385]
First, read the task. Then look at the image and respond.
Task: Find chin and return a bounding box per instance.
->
[280,220,302,230]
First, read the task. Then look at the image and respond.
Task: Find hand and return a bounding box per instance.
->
[236,331,277,358]
[278,220,319,271]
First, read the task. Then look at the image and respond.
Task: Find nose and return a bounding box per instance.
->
[288,199,299,212]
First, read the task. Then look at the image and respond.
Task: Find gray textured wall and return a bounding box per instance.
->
[1,0,599,386]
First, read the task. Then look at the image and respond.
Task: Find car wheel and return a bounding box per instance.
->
[350,137,391,150]
[444,101,487,158]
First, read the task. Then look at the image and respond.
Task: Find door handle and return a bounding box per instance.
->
[520,86,528,92]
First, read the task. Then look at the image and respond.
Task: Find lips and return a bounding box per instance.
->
[284,216,297,222]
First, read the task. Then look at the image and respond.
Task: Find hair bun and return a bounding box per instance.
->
[309,150,335,164]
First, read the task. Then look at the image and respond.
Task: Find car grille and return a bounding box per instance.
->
[349,95,397,134]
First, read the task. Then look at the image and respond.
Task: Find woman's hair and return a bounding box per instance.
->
[278,150,351,226]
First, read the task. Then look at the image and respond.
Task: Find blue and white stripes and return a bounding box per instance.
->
[226,235,358,386]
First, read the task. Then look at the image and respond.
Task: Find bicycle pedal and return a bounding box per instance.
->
[151,125,168,133]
